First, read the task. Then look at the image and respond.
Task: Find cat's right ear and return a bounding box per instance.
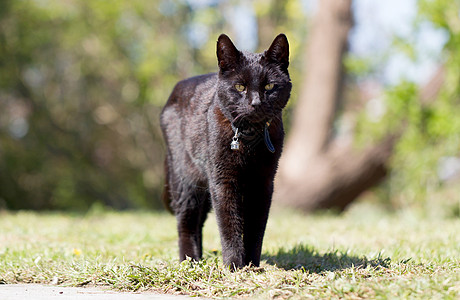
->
[217,34,240,72]
[266,34,289,70]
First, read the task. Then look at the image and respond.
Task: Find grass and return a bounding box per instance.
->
[0,203,459,299]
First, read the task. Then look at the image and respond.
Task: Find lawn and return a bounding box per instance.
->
[0,204,459,299]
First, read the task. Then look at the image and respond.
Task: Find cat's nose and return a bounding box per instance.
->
[250,91,261,106]
[251,99,261,106]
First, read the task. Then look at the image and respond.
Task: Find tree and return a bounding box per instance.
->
[275,0,398,211]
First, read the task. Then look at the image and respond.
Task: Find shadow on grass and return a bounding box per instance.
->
[262,244,391,273]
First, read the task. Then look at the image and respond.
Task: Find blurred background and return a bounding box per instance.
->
[0,0,459,216]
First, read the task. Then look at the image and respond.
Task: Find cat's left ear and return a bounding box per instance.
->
[265,34,289,69]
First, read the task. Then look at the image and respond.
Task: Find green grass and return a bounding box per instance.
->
[0,204,459,299]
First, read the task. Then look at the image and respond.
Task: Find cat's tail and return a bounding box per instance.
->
[162,159,174,214]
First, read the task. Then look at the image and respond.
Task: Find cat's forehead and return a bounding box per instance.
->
[233,52,283,82]
[240,51,264,65]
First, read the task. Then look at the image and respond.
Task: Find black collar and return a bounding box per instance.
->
[231,122,259,140]
[230,120,275,153]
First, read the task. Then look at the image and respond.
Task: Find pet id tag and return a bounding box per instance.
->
[230,128,240,150]
[230,137,240,150]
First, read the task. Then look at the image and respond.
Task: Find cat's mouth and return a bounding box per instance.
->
[232,116,267,136]
[232,106,274,127]
[232,116,266,131]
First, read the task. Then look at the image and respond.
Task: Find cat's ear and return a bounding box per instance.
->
[217,34,240,72]
[265,34,289,69]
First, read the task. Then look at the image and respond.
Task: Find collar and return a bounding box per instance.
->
[231,122,258,140]
[230,119,275,153]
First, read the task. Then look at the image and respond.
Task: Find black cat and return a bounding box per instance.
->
[160,34,291,268]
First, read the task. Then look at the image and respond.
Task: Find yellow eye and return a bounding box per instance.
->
[265,83,275,91]
[235,84,245,92]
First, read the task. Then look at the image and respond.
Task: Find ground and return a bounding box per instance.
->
[0,284,197,299]
[0,203,459,299]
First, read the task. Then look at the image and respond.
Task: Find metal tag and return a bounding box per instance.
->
[230,137,240,150]
[230,127,240,151]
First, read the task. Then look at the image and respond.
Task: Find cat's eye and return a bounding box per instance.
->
[235,84,245,92]
[265,83,275,91]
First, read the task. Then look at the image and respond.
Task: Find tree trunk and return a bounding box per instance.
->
[275,0,398,212]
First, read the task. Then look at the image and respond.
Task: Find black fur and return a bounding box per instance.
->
[160,34,291,268]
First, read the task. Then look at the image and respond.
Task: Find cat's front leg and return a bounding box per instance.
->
[242,175,274,267]
[209,179,245,269]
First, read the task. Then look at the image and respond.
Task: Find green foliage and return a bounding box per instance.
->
[389,0,460,209]
[356,81,419,144]
[355,0,460,211]
[0,0,194,210]
[343,55,375,78]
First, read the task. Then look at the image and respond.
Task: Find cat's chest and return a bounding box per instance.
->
[207,130,271,167]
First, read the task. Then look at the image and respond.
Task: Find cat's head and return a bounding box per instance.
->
[216,34,292,127]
